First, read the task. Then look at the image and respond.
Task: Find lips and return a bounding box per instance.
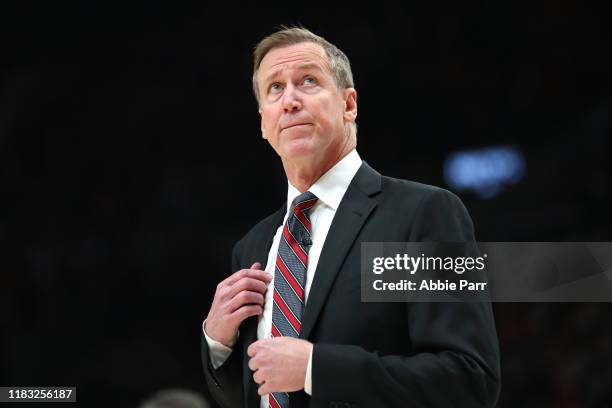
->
[282,123,312,131]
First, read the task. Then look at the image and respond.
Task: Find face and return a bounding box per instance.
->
[257,42,357,164]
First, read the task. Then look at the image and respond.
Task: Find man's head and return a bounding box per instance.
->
[253,26,358,169]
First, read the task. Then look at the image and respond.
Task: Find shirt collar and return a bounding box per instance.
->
[287,149,362,213]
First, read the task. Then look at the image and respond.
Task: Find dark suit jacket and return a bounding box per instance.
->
[202,162,501,408]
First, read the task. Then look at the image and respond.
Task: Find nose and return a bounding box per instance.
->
[281,84,302,112]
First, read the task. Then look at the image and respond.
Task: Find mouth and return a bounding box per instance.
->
[282,123,312,131]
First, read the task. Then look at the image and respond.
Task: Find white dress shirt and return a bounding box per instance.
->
[204,149,362,407]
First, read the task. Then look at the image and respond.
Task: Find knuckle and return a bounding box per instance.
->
[243,305,256,317]
[217,290,228,303]
[233,294,246,307]
[230,283,243,297]
[217,283,228,295]
[231,270,243,282]
[234,307,245,319]
[249,281,261,292]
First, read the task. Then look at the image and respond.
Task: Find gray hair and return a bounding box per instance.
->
[252,26,355,105]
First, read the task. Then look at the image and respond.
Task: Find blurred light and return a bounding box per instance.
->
[444,146,526,198]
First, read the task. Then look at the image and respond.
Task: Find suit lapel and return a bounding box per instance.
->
[300,162,382,340]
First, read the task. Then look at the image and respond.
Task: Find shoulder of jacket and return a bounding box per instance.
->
[233,207,283,252]
[380,175,450,197]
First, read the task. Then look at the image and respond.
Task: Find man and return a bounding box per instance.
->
[202,26,500,408]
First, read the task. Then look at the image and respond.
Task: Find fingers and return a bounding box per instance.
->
[247,340,261,358]
[247,340,277,395]
[207,263,271,341]
[248,353,258,370]
[224,264,271,305]
[253,375,278,396]
[231,304,263,323]
[257,382,270,396]
[224,265,272,287]
[253,369,264,384]
[227,277,268,301]
[228,290,265,313]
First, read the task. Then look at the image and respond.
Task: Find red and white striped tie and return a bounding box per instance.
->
[268,191,317,408]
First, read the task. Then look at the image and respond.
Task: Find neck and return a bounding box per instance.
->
[283,132,356,192]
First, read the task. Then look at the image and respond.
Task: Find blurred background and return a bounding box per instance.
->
[1,2,611,407]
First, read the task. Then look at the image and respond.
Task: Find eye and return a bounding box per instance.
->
[269,82,282,93]
[302,76,317,86]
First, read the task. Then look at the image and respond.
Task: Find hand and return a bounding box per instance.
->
[247,337,313,395]
[205,262,272,346]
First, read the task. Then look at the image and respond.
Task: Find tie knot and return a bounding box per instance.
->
[292,191,318,214]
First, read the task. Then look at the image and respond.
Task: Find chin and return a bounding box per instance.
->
[281,139,317,159]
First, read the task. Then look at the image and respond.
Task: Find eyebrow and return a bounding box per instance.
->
[262,63,326,88]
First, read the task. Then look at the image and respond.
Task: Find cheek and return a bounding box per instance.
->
[316,108,342,133]
[316,98,343,125]
[261,112,276,135]
[261,113,271,130]
[262,113,281,146]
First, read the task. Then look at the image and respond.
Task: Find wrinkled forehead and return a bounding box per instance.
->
[258,42,332,81]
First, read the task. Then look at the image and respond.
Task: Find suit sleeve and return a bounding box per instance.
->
[201,242,245,408]
[311,188,501,408]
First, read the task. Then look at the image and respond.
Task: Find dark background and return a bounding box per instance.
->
[1,2,611,407]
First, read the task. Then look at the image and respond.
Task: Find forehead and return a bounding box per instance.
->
[258,42,332,82]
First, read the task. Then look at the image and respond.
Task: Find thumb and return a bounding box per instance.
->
[250,262,262,270]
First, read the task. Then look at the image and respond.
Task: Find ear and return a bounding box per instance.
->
[343,88,358,124]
